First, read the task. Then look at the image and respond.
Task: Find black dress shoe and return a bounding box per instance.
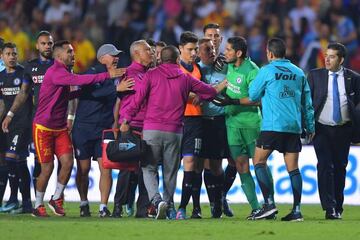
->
[112,204,123,218]
[325,208,341,220]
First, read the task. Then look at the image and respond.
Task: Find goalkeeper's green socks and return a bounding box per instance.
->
[240,172,260,210]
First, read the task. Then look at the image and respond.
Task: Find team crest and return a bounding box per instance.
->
[236,77,242,84]
[13,78,21,86]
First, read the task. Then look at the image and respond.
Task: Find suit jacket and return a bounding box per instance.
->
[308,67,360,142]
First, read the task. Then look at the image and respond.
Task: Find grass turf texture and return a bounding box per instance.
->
[0,203,359,240]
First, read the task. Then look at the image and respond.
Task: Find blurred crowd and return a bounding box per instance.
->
[0,0,360,73]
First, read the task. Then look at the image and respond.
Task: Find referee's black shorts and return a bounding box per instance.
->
[200,115,230,159]
[256,131,302,153]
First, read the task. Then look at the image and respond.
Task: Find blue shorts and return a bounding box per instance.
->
[182,116,203,157]
[72,122,104,161]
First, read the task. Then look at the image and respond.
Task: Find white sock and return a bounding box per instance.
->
[35,191,45,208]
[80,200,89,207]
[99,204,107,211]
[53,182,65,200]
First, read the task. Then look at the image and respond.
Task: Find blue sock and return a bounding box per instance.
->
[254,163,274,205]
[289,169,302,212]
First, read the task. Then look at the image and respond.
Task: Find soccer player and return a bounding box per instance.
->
[249,38,315,221]
[0,43,32,213]
[155,41,167,65]
[176,31,204,219]
[2,31,54,196]
[204,23,236,216]
[197,37,227,218]
[0,37,7,208]
[220,36,272,220]
[73,44,126,217]
[31,40,124,217]
[120,45,226,220]
[113,40,155,218]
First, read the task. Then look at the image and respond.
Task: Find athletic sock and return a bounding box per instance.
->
[35,191,45,208]
[223,165,237,195]
[178,171,194,209]
[53,182,65,200]
[204,168,215,203]
[16,161,31,202]
[32,158,41,195]
[99,203,107,211]
[254,163,274,205]
[0,165,8,205]
[213,172,224,206]
[80,200,89,207]
[7,161,19,202]
[266,165,275,200]
[191,171,202,210]
[289,169,302,212]
[240,172,260,210]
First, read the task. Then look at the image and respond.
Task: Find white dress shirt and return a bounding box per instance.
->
[318,68,350,126]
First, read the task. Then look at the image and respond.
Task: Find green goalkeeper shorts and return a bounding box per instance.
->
[226,126,260,158]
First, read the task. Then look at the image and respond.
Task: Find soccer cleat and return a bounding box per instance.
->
[48,196,65,216]
[281,211,304,222]
[126,203,134,217]
[191,207,202,219]
[10,202,33,214]
[211,203,222,219]
[0,200,19,213]
[246,209,261,220]
[265,212,277,220]
[222,197,234,217]
[80,204,91,217]
[147,204,157,218]
[99,207,112,218]
[112,204,123,218]
[252,204,278,220]
[32,205,49,217]
[155,201,167,220]
[167,206,177,220]
[325,208,341,220]
[176,208,186,220]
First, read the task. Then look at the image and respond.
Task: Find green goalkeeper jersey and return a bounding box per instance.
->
[225,58,261,128]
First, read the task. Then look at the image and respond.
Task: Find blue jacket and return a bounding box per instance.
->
[74,64,117,128]
[249,59,315,134]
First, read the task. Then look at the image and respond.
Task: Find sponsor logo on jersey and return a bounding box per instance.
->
[0,86,20,95]
[279,85,295,98]
[32,75,44,84]
[275,73,297,80]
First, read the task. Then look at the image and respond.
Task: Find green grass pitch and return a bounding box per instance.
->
[0,203,359,240]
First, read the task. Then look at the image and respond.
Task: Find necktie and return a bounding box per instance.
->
[332,73,341,123]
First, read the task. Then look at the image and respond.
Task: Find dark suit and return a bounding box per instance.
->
[308,67,360,214]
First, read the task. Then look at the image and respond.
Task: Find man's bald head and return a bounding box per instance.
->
[161,45,179,64]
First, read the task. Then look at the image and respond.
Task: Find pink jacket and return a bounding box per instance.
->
[34,60,110,129]
[122,63,217,133]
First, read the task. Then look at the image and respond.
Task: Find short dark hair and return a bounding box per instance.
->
[146,38,156,47]
[156,41,167,47]
[161,45,179,64]
[36,30,51,40]
[53,40,70,52]
[179,31,198,46]
[227,36,247,58]
[203,23,220,34]
[327,42,347,59]
[267,38,286,58]
[1,42,16,51]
